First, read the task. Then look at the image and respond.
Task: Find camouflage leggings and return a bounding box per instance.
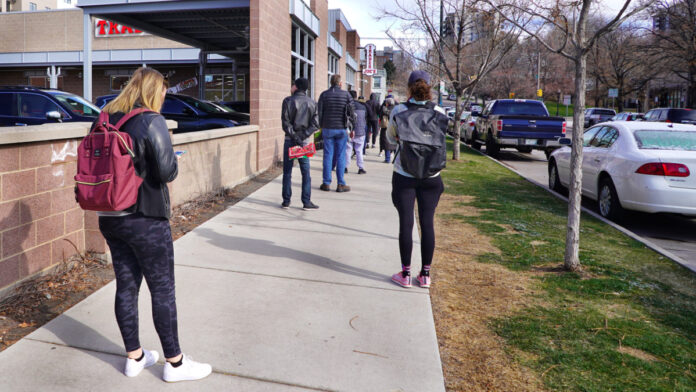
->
[99,213,181,358]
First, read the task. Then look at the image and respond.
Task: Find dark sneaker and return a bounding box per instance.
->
[320,184,331,191]
[281,201,290,209]
[358,169,366,174]
[336,184,351,193]
[302,202,319,211]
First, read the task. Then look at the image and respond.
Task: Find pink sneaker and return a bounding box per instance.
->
[391,272,412,288]
[416,274,431,288]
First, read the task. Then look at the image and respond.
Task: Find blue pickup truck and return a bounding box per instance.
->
[470,99,566,159]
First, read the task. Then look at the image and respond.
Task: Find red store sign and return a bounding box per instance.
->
[95,19,148,38]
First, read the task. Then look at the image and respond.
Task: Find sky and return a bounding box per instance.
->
[322,0,644,50]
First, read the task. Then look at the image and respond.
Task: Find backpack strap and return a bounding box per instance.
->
[115,108,153,130]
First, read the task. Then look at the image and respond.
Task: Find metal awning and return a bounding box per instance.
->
[77,0,251,100]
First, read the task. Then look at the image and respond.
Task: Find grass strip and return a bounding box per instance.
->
[441,142,696,391]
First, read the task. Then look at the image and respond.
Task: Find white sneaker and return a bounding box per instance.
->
[378,152,383,157]
[124,349,159,377]
[163,354,212,382]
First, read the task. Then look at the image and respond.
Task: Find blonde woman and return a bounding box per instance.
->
[97,67,211,382]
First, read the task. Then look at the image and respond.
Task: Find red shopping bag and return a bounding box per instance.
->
[288,143,316,159]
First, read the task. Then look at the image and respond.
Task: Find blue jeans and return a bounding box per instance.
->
[322,128,348,185]
[385,149,392,162]
[282,139,311,205]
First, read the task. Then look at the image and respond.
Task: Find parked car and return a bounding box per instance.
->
[459,111,476,142]
[584,107,617,128]
[472,99,566,158]
[548,121,696,220]
[643,108,696,124]
[448,93,456,101]
[217,101,249,114]
[95,93,249,133]
[0,86,100,126]
[611,112,644,121]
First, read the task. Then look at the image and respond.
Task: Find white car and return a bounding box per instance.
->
[458,111,476,141]
[548,121,696,220]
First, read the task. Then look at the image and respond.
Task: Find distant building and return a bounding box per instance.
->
[1,0,60,11]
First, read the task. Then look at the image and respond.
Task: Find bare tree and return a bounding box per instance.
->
[483,0,649,271]
[649,0,696,108]
[379,0,520,160]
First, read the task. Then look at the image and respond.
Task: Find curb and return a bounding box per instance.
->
[453,137,696,275]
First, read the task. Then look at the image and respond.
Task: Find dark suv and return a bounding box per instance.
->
[0,86,100,126]
[584,107,617,128]
[643,108,696,124]
[95,93,249,133]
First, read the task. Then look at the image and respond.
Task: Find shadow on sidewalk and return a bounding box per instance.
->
[42,315,123,373]
[195,228,388,284]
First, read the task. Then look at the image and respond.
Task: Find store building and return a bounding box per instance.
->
[0,0,376,294]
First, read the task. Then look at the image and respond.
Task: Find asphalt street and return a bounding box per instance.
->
[488,148,696,270]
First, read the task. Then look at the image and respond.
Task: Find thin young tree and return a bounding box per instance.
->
[379,0,520,160]
[483,0,649,271]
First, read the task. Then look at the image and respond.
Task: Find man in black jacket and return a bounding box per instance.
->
[281,78,319,210]
[366,93,381,150]
[317,74,354,192]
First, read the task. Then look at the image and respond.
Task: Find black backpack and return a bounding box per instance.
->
[393,101,449,179]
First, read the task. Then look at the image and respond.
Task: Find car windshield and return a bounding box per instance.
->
[176,95,227,114]
[492,101,548,116]
[594,109,616,116]
[50,93,100,117]
[634,130,696,151]
[670,109,696,123]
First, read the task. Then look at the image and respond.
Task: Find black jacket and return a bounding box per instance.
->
[366,93,380,121]
[97,110,178,219]
[317,86,355,130]
[281,91,319,144]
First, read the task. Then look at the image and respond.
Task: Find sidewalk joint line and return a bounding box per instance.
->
[175,264,431,295]
[24,338,336,391]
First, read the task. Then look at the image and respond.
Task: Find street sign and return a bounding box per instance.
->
[363,44,376,76]
[608,88,618,98]
[537,89,543,97]
[563,95,571,106]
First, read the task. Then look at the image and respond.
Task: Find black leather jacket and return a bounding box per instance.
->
[317,86,355,130]
[97,110,178,219]
[281,91,319,144]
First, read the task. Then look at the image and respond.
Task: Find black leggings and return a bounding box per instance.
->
[99,213,181,359]
[391,172,444,269]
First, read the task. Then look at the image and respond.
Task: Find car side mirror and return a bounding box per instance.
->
[46,111,63,122]
[559,138,572,146]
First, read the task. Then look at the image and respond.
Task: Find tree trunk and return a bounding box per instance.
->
[452,93,462,160]
[617,83,624,113]
[564,55,587,272]
[688,71,696,109]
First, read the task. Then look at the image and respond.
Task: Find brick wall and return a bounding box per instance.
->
[250,0,291,170]
[0,140,86,290]
[311,0,329,96]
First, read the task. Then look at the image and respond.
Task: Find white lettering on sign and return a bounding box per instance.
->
[95,19,148,38]
[363,44,376,76]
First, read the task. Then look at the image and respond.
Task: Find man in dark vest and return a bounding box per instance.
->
[317,74,354,192]
[365,92,381,151]
[280,78,319,210]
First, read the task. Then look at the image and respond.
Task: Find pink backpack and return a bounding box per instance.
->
[74,108,151,211]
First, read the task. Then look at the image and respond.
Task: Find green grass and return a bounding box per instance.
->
[442,141,696,391]
[545,101,576,117]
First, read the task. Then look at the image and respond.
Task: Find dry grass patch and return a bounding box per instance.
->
[430,194,547,392]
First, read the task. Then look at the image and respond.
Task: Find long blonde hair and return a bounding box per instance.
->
[103,67,167,114]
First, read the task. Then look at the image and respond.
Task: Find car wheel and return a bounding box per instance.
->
[471,130,481,150]
[516,147,533,153]
[485,132,500,157]
[598,177,624,221]
[548,160,565,193]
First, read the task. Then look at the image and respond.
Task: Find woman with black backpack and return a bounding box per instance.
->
[386,71,448,288]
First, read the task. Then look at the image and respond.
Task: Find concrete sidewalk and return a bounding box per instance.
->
[0,147,446,392]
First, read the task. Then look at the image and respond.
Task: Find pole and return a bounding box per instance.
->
[536,52,541,97]
[438,0,444,106]
[83,13,93,102]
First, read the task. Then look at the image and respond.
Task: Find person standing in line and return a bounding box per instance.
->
[96,67,212,382]
[281,78,320,210]
[380,97,397,162]
[387,70,448,288]
[318,74,354,192]
[347,90,368,174]
[366,92,381,150]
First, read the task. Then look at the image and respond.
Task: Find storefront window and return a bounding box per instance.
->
[328,53,338,88]
[110,76,130,91]
[204,74,245,102]
[373,76,381,89]
[291,22,315,97]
